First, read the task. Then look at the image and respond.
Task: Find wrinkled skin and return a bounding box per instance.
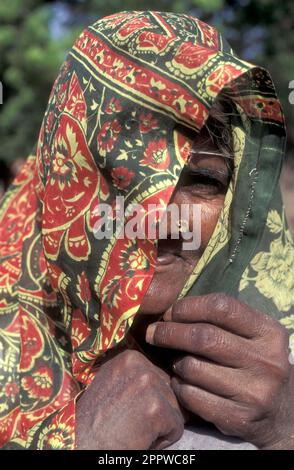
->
[76,126,294,450]
[145,294,294,449]
[76,349,185,450]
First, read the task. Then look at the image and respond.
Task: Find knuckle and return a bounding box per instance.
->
[137,370,155,390]
[145,396,163,419]
[233,405,259,428]
[261,350,290,382]
[192,324,219,352]
[252,385,275,413]
[120,349,148,371]
[172,300,185,321]
[274,359,290,382]
[260,357,290,384]
[120,349,145,369]
[136,368,162,392]
[244,406,263,423]
[209,292,231,315]
[217,405,261,436]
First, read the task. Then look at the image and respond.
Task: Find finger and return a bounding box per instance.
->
[149,395,184,450]
[173,355,249,399]
[149,365,191,423]
[156,381,190,425]
[171,376,252,437]
[146,321,254,367]
[164,293,273,338]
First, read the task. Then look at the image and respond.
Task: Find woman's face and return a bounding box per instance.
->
[138,125,231,316]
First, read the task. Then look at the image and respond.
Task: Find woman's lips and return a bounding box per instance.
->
[154,253,181,272]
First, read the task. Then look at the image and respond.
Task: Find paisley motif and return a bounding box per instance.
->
[0,11,291,450]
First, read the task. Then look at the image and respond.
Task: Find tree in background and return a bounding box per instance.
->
[0,0,77,163]
[0,0,293,164]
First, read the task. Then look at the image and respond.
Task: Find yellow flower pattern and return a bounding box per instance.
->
[240,209,294,313]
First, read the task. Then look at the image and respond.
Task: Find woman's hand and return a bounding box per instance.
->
[145,293,294,449]
[76,349,185,450]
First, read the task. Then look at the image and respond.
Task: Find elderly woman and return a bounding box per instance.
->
[0,11,293,450]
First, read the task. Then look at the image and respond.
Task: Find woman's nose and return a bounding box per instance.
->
[161,189,195,239]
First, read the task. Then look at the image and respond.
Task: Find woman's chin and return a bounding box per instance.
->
[139,258,195,315]
[139,286,180,315]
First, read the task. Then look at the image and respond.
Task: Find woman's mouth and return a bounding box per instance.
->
[154,251,182,272]
[154,238,199,273]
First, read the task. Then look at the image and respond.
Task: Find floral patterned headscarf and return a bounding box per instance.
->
[0,11,293,449]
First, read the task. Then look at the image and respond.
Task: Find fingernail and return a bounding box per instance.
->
[146,323,157,344]
[163,307,172,321]
[172,359,180,371]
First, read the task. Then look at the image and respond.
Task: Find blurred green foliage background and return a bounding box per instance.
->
[0,0,293,164]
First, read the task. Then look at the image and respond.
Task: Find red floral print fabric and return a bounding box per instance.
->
[0,11,286,449]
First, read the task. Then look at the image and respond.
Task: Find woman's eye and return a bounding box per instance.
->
[180,170,228,196]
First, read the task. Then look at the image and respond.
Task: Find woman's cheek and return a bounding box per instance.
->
[199,198,225,249]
